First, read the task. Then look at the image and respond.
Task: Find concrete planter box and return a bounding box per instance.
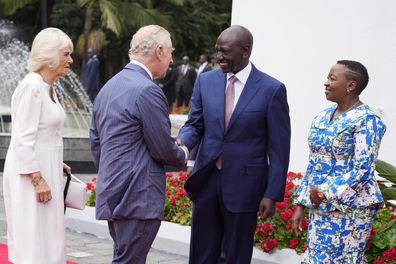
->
[65,207,302,264]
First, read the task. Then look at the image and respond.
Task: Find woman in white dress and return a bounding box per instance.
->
[2,28,73,264]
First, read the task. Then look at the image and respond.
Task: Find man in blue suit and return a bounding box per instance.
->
[81,48,100,102]
[178,25,291,263]
[90,25,188,264]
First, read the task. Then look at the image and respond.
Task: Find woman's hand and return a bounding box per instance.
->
[30,172,52,203]
[291,205,305,236]
[63,163,71,175]
[309,188,325,208]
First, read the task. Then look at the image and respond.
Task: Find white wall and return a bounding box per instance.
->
[231,0,396,172]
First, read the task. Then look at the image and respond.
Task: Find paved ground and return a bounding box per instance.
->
[0,173,188,264]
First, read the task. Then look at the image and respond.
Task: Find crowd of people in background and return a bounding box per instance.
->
[157,53,218,113]
[80,48,219,112]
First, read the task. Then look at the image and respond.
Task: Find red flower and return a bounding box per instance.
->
[383,247,396,261]
[373,257,385,264]
[289,238,299,249]
[260,238,279,253]
[287,172,296,178]
[86,182,94,191]
[169,197,177,206]
[177,188,186,196]
[280,209,293,222]
[276,200,288,211]
[303,243,308,251]
[91,177,96,182]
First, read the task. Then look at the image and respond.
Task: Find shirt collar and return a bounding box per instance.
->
[226,62,252,84]
[130,60,153,80]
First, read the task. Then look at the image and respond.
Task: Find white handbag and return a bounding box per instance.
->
[64,172,88,211]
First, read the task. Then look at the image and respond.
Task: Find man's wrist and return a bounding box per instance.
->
[179,146,189,163]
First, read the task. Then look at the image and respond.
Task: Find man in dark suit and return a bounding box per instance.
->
[81,48,100,102]
[176,55,196,107]
[177,25,291,263]
[158,63,177,112]
[90,25,188,264]
[196,54,212,77]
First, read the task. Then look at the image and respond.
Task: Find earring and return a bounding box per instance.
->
[347,89,351,94]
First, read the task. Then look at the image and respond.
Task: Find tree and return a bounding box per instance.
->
[0,0,49,28]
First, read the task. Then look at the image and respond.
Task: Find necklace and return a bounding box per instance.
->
[332,100,362,120]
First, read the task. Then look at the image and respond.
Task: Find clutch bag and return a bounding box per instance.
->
[63,172,88,211]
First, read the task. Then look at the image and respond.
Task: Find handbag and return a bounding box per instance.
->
[63,171,88,211]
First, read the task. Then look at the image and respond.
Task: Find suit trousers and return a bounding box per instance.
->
[189,168,258,264]
[108,218,161,264]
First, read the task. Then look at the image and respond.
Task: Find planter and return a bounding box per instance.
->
[65,207,302,264]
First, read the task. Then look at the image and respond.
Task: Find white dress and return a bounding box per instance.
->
[3,72,66,264]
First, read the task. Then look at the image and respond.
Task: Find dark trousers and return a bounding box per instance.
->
[108,218,161,264]
[177,86,192,107]
[189,168,257,264]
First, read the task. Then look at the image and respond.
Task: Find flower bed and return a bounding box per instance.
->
[85,171,396,263]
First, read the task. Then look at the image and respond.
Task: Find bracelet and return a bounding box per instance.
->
[31,175,43,187]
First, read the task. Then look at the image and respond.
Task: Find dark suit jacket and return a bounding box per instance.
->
[178,65,291,213]
[90,63,185,220]
[177,64,196,94]
[81,55,100,100]
[158,67,177,107]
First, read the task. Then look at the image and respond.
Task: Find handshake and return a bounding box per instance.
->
[176,138,189,164]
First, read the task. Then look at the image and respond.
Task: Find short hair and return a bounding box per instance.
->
[128,25,171,59]
[337,60,369,94]
[27,28,73,72]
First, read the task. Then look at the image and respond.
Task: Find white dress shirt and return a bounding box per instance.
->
[226,62,252,111]
[130,60,153,80]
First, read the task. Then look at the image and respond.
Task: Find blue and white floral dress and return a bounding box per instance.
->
[294,104,386,264]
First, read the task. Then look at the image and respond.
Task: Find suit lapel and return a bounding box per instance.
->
[226,66,261,133]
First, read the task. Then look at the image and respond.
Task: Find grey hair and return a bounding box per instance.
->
[27,27,73,72]
[128,25,171,59]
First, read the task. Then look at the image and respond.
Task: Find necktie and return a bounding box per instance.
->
[183,65,187,75]
[216,76,238,169]
[225,76,237,128]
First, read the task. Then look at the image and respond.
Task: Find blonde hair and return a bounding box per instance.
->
[27,27,73,72]
[128,25,171,59]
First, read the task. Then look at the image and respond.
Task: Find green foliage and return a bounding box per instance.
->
[365,207,396,263]
[85,176,96,207]
[0,0,34,16]
[2,0,231,82]
[376,160,396,184]
[255,172,309,254]
[164,171,192,226]
[376,160,396,205]
[51,0,85,45]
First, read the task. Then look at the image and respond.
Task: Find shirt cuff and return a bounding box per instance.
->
[179,146,189,163]
[187,160,195,167]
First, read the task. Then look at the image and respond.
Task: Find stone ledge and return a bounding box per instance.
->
[65,207,302,264]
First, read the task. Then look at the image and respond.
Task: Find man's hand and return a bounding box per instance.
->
[176,138,185,146]
[176,139,189,163]
[259,197,276,219]
[291,205,305,236]
[186,166,193,177]
[309,188,324,208]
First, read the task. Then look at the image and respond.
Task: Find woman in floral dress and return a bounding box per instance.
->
[292,60,386,263]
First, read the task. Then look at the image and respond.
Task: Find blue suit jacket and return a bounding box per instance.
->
[178,65,291,213]
[90,63,185,220]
